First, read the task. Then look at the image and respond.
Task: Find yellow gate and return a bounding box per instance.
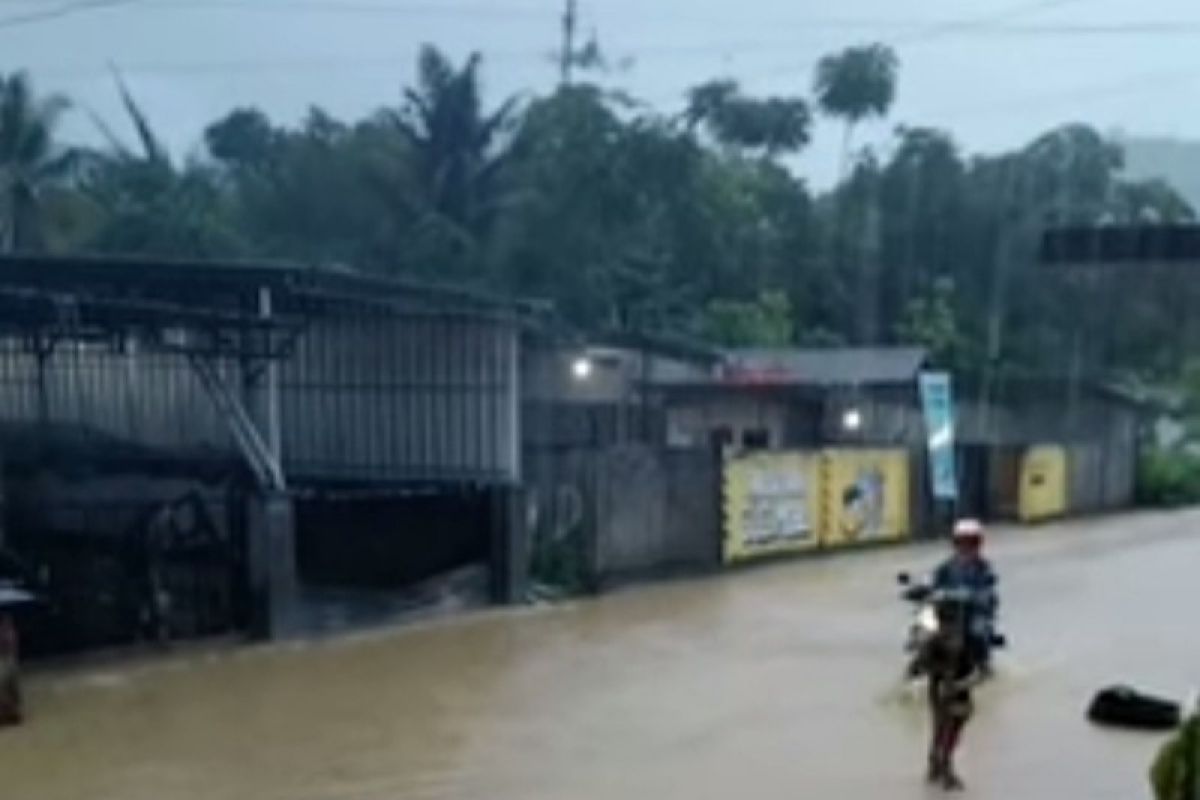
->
[821,449,911,547]
[1019,445,1068,523]
[723,452,822,563]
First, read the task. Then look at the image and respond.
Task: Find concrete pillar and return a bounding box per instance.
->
[243,286,298,639]
[246,490,298,639]
[490,485,528,604]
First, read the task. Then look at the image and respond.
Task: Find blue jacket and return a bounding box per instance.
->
[932,556,998,621]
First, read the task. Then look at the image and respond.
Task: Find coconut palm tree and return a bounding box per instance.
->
[386,45,519,239]
[814,44,899,345]
[0,72,73,252]
[814,44,899,179]
[80,73,241,257]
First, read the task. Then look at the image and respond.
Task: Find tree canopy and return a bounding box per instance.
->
[0,41,1194,385]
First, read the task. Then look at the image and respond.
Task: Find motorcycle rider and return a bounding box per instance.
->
[932,519,999,671]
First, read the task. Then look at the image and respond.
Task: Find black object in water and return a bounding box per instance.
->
[1088,686,1181,731]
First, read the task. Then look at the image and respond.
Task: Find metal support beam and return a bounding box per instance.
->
[258,288,283,466]
[189,354,286,492]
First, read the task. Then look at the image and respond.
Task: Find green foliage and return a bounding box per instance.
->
[76,77,242,257]
[0,71,74,252]
[384,45,519,278]
[704,291,793,347]
[895,279,967,369]
[814,44,898,125]
[1136,448,1200,507]
[686,80,810,157]
[1,41,1197,392]
[529,533,590,594]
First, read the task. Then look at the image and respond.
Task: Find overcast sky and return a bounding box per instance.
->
[2,0,1198,185]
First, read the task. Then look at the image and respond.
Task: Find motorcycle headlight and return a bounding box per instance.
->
[918,607,939,633]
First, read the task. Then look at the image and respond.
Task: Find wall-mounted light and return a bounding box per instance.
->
[571,356,594,381]
[842,407,863,432]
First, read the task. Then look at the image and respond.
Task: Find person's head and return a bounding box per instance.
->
[952,518,985,561]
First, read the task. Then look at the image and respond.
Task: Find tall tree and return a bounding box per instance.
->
[381,44,519,278]
[80,76,240,257]
[814,45,898,344]
[0,72,73,252]
[814,44,898,177]
[206,106,404,267]
[685,80,810,158]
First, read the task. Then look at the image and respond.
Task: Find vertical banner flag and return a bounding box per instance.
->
[918,371,958,501]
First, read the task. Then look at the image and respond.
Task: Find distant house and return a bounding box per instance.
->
[953,380,1143,520]
[522,332,721,450]
[652,346,930,451]
[653,349,1144,522]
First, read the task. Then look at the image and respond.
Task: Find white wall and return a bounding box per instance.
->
[666,396,788,450]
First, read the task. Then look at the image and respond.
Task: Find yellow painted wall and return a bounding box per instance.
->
[821,449,911,547]
[1019,445,1068,522]
[723,452,822,563]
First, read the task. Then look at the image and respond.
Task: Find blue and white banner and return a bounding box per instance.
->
[918,371,958,501]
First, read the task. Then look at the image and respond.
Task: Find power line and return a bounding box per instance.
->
[22,22,1200,83]
[891,0,1096,45]
[644,0,1107,106]
[0,0,142,30]
[6,0,1195,38]
[149,0,550,17]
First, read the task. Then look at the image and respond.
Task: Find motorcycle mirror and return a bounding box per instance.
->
[897,572,912,586]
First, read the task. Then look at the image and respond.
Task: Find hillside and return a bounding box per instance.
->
[1119,135,1200,212]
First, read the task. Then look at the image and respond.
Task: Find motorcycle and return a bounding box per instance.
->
[896,572,1005,675]
[0,550,41,613]
[897,572,940,656]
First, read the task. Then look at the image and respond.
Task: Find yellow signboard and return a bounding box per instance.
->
[1019,445,1068,522]
[821,449,911,547]
[723,452,822,563]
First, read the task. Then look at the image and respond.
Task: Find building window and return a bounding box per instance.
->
[742,428,771,450]
[710,426,734,450]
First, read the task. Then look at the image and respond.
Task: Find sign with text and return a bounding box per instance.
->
[723,453,820,563]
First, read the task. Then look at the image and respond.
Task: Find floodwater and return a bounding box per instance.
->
[5,511,1200,800]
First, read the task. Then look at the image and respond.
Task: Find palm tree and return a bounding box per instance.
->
[0,72,73,252]
[814,44,898,179]
[80,73,240,257]
[814,44,898,345]
[386,45,519,241]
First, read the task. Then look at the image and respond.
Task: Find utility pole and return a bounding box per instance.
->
[559,0,578,86]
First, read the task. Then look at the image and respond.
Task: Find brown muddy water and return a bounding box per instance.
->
[4,510,1198,799]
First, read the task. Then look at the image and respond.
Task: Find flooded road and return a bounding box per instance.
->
[5,510,1200,799]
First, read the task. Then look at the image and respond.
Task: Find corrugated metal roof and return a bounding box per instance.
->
[724,347,929,386]
[0,254,532,317]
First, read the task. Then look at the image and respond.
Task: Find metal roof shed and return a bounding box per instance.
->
[0,254,535,636]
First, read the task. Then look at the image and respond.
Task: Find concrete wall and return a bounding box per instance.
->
[1067,437,1136,514]
[525,444,720,587]
[524,346,712,405]
[593,446,720,581]
[666,396,791,450]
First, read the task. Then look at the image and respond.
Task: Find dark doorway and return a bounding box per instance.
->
[295,487,491,590]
